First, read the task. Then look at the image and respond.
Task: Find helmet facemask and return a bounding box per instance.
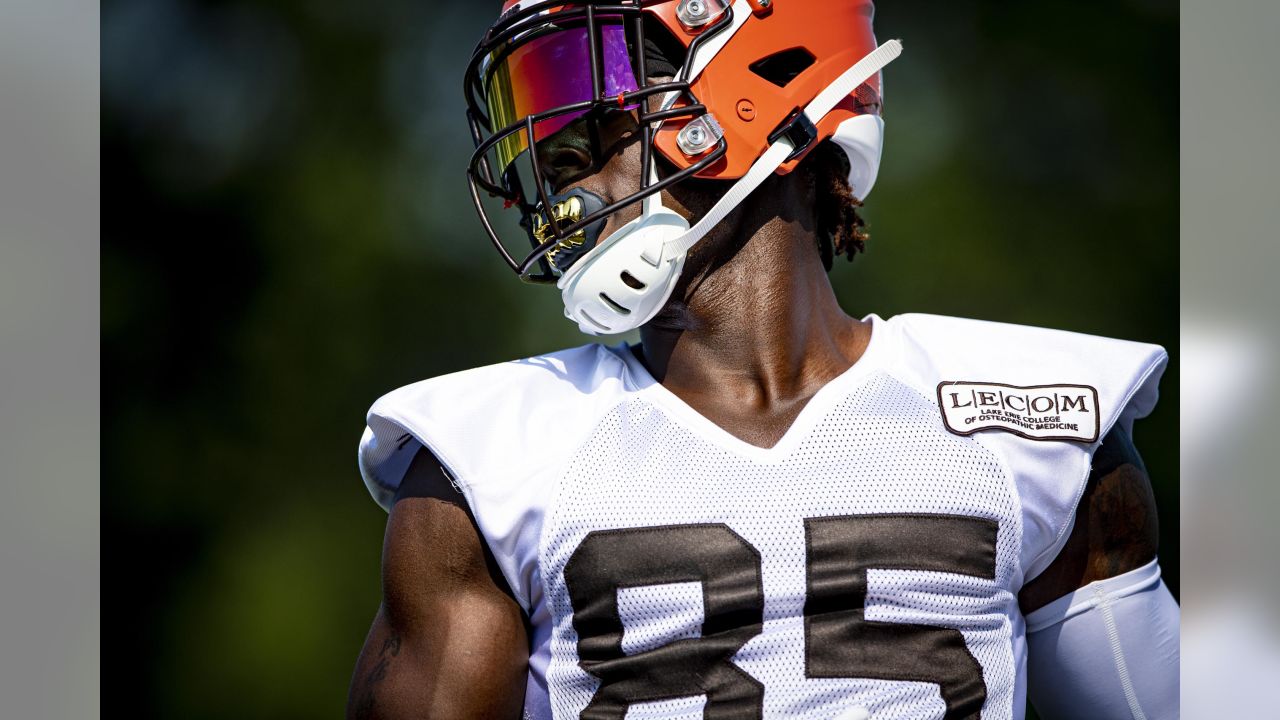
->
[464,1,733,284]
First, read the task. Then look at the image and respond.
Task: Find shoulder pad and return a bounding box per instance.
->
[888,313,1167,444]
[358,343,630,511]
[882,313,1168,582]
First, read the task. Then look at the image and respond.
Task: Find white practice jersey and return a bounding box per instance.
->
[358,313,1167,720]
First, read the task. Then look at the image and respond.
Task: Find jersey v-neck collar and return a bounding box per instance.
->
[608,313,893,463]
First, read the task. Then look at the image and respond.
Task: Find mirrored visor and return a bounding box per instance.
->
[484,19,640,172]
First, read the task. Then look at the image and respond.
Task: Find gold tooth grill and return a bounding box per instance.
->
[533,196,586,265]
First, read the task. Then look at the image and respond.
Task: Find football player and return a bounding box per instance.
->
[348,1,1179,718]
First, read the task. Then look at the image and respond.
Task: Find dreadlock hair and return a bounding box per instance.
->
[801,139,869,272]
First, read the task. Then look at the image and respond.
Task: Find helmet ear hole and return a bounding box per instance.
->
[620,271,647,290]
[748,47,817,88]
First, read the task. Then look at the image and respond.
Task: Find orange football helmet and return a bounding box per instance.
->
[465,0,886,285]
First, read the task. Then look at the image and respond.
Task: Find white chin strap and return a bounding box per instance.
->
[557,39,903,336]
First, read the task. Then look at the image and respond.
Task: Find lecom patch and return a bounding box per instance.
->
[936,381,1100,443]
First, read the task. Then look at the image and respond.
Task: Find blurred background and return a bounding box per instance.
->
[101,0,1177,717]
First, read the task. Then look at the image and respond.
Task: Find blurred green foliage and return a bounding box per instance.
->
[103,0,1176,717]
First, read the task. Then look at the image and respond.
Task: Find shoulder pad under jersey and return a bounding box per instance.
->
[356,342,633,609]
[881,313,1168,582]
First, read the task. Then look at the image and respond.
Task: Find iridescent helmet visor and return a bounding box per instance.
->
[482,18,640,172]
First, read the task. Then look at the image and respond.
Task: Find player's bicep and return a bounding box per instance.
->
[347,448,528,719]
[1019,425,1160,614]
[1019,426,1177,718]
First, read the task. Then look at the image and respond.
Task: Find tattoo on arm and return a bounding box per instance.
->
[367,633,403,686]
[351,623,402,719]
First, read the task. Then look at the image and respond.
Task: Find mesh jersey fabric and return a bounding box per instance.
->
[357,313,1168,720]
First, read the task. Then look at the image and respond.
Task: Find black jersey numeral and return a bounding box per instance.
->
[562,524,765,720]
[804,514,998,719]
[563,514,998,719]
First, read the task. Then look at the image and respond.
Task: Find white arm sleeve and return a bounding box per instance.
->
[1025,559,1180,720]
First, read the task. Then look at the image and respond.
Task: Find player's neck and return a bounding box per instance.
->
[637,218,871,407]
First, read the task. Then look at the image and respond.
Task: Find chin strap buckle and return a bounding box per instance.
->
[767,107,818,162]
